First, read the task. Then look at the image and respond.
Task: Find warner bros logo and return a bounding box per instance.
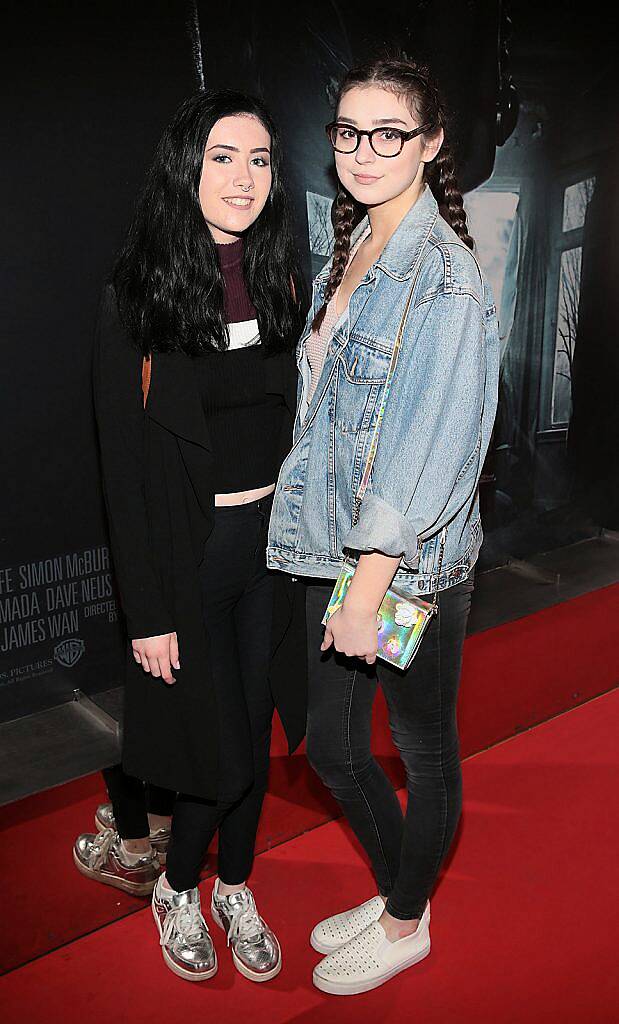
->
[54,638,86,668]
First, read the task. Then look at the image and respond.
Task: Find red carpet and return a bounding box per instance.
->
[0,747,349,975]
[2,688,618,1023]
[1,583,617,976]
[457,581,619,757]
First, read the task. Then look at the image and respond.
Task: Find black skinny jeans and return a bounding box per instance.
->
[102,764,175,840]
[305,576,473,920]
[165,496,275,893]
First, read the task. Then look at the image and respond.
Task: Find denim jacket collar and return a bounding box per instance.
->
[316,183,439,288]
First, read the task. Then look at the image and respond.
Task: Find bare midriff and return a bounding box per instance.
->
[214,482,276,506]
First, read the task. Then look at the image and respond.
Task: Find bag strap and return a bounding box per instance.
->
[350,272,447,605]
[141,355,151,408]
[429,528,446,611]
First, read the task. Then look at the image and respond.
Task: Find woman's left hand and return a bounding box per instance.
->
[321,602,379,665]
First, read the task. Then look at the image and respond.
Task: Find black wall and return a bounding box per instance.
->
[2,3,196,718]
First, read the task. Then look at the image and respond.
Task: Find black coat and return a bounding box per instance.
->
[93,285,307,799]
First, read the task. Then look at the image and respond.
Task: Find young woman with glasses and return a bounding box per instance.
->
[93,90,306,983]
[268,55,499,994]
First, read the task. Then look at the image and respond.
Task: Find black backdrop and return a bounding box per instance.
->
[2,3,196,718]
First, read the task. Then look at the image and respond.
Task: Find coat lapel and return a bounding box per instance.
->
[264,350,297,416]
[326,274,378,354]
[145,351,215,523]
[145,351,212,450]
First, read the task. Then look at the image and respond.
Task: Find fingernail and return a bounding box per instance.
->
[173,661,180,669]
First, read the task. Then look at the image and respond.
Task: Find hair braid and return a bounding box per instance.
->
[312,188,356,332]
[427,141,474,251]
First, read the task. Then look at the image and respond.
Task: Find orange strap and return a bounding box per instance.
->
[141,355,151,408]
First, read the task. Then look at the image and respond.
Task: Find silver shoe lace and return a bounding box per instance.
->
[89,828,117,870]
[161,900,207,949]
[226,892,263,947]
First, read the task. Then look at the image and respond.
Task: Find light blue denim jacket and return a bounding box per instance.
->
[267,184,499,596]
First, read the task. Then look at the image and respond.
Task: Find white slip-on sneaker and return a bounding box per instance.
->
[310,895,386,954]
[312,902,431,995]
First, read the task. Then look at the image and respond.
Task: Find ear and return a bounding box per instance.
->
[421,126,444,165]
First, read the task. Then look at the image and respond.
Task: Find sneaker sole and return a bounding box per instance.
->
[312,942,430,996]
[94,813,168,865]
[72,848,157,896]
[211,901,282,983]
[151,901,218,982]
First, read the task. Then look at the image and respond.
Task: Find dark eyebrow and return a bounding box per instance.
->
[336,117,409,127]
[205,144,271,154]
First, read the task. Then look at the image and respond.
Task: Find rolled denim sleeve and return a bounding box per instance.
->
[343,288,495,568]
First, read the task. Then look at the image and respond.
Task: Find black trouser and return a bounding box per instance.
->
[165,496,275,893]
[102,764,175,840]
[305,576,473,920]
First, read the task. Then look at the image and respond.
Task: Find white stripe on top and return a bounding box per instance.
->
[227,319,260,350]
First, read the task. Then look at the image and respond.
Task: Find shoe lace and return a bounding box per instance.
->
[226,892,263,946]
[161,901,205,949]
[89,828,117,870]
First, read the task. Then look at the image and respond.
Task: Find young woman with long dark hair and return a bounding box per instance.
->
[91,90,306,983]
[268,56,499,994]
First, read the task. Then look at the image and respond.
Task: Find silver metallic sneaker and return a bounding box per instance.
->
[94,802,115,831]
[152,877,218,982]
[211,878,282,982]
[73,828,160,896]
[95,803,171,864]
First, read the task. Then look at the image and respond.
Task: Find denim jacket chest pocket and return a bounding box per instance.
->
[335,332,392,433]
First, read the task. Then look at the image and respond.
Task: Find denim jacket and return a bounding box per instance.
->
[267,184,499,596]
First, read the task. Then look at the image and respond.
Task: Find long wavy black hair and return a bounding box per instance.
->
[113,90,303,355]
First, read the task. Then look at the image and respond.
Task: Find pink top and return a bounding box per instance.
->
[306,225,372,402]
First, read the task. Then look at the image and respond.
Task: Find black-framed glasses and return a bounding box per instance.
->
[325,121,434,158]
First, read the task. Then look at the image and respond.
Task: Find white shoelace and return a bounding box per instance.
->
[226,893,263,946]
[161,900,205,949]
[89,828,116,870]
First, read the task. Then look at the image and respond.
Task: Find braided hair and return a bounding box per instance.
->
[313,55,473,331]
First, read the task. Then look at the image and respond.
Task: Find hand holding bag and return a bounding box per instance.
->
[322,278,445,671]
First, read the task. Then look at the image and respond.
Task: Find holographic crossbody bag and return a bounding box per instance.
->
[322,277,445,671]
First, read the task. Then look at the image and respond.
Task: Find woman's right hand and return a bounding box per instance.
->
[131,632,180,685]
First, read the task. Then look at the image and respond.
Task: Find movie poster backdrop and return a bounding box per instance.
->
[2,1,616,721]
